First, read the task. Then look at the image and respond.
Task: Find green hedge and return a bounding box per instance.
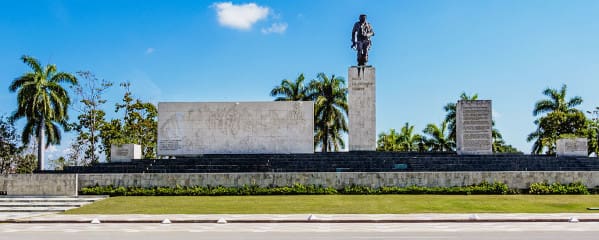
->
[528,182,590,195]
[80,181,596,196]
[82,182,512,196]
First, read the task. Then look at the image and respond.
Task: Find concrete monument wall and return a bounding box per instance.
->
[348,66,376,151]
[77,171,599,190]
[158,101,313,155]
[0,174,78,196]
[2,171,599,196]
[557,138,588,157]
[456,100,493,155]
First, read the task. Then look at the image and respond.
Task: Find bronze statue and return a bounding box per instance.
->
[351,14,375,66]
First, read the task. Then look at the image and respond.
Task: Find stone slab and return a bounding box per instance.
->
[157,101,314,155]
[557,138,588,157]
[110,144,142,162]
[456,100,493,155]
[348,66,376,151]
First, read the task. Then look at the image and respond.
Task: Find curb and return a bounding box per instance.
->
[2,219,599,224]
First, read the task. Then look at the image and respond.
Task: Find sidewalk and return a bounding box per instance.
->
[4,213,599,223]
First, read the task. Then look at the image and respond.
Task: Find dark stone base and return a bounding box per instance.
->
[60,152,599,173]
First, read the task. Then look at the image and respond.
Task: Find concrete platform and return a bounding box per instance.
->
[0,196,107,213]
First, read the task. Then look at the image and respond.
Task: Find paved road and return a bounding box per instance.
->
[1,222,599,240]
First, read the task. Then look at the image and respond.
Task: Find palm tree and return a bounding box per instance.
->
[311,73,348,152]
[9,55,77,171]
[528,84,583,154]
[444,92,478,142]
[422,120,455,152]
[377,128,401,151]
[270,74,314,101]
[532,84,582,116]
[398,122,423,151]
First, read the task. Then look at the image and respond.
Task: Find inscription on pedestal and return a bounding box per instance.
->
[157,101,314,155]
[456,100,492,155]
[111,144,142,162]
[348,66,376,151]
[556,138,588,157]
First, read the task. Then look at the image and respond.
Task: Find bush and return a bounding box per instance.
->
[82,181,594,196]
[81,182,514,196]
[528,182,589,195]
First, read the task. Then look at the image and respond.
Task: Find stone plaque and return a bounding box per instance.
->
[111,144,142,162]
[158,101,314,155]
[456,100,492,155]
[556,138,588,157]
[348,66,376,151]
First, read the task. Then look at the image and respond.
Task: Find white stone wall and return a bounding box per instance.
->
[2,174,78,196]
[348,66,376,151]
[456,100,493,155]
[158,102,314,155]
[78,171,599,190]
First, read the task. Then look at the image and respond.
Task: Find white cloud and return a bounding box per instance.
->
[145,48,155,55]
[213,2,269,30]
[261,22,288,34]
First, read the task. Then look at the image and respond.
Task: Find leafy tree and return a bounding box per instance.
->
[14,154,37,174]
[0,116,24,174]
[270,74,314,101]
[100,82,157,161]
[311,73,348,152]
[422,120,454,152]
[8,55,77,170]
[528,84,585,154]
[70,71,112,165]
[528,111,588,154]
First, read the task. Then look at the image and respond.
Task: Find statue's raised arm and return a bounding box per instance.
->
[351,14,374,66]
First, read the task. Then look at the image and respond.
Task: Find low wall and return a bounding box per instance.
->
[78,171,599,190]
[1,174,78,196]
[3,171,597,196]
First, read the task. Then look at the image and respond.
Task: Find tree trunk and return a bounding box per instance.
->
[37,118,44,171]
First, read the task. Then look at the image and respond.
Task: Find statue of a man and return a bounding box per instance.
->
[351,14,375,66]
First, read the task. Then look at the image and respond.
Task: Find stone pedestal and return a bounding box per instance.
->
[111,144,142,162]
[348,66,376,151]
[157,102,314,155]
[556,138,588,157]
[456,100,493,155]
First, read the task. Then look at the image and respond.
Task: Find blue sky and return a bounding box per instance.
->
[1,0,599,162]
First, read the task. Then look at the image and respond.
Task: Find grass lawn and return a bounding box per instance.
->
[65,195,599,214]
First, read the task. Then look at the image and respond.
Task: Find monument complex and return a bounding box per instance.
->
[21,13,597,197]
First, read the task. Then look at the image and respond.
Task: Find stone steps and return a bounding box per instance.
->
[59,152,599,173]
[0,196,107,213]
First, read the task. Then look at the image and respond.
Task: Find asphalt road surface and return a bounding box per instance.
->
[1,222,598,240]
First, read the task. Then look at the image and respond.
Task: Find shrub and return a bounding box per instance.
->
[528,182,589,195]
[80,182,514,196]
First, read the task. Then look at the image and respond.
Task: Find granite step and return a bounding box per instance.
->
[0,207,78,212]
[0,202,91,207]
[0,196,107,212]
